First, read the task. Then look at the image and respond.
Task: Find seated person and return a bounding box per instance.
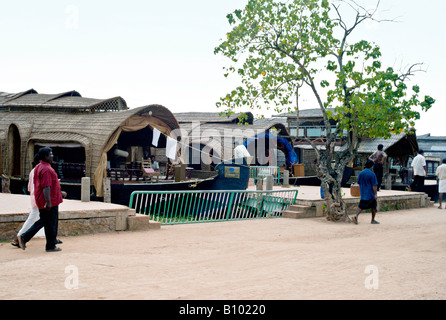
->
[150,155,160,171]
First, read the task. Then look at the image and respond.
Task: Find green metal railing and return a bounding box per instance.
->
[250,166,281,184]
[129,189,298,225]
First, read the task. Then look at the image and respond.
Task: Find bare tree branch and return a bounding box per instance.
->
[396,63,426,84]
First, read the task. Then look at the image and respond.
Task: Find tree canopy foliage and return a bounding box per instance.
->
[215,0,434,140]
[215,0,435,221]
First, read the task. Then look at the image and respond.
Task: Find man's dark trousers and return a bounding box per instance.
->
[373,163,383,191]
[410,175,425,192]
[21,206,58,250]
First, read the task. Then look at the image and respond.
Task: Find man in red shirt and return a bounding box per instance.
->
[18,148,64,252]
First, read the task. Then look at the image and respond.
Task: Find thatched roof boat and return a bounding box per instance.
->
[174,111,295,169]
[0,89,180,197]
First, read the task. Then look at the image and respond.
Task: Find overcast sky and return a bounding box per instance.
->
[1,0,444,136]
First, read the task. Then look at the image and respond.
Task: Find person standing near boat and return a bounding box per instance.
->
[368,144,387,191]
[150,155,160,171]
[436,158,446,209]
[409,150,427,192]
[234,141,252,165]
[18,147,65,252]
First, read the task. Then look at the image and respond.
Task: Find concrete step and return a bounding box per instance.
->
[127,214,161,231]
[282,210,315,219]
[425,196,435,207]
[288,204,311,212]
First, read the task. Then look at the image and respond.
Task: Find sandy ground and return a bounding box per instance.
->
[1,206,446,300]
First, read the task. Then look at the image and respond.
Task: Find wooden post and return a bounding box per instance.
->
[1,176,10,193]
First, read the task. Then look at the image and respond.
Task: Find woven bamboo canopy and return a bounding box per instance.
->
[175,112,291,166]
[0,88,127,113]
[0,89,180,196]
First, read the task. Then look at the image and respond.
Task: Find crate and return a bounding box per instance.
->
[293,164,305,177]
[350,184,360,197]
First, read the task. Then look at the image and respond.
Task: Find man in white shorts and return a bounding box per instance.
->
[436,158,446,209]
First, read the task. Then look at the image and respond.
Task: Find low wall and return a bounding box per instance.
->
[0,208,136,241]
[0,193,161,241]
[291,192,431,218]
[344,193,429,214]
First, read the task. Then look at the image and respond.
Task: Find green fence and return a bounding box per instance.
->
[250,166,281,184]
[129,189,298,225]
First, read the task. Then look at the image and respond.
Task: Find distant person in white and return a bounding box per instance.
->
[409,149,427,192]
[435,158,446,209]
[234,141,251,164]
[150,155,160,171]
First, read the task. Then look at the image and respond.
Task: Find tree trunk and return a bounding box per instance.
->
[317,150,354,222]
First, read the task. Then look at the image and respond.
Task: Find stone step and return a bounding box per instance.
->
[288,204,311,212]
[282,210,315,219]
[127,214,161,231]
[425,196,435,207]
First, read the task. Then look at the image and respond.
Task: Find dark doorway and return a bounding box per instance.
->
[8,125,21,177]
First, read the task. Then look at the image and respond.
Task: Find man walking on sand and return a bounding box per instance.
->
[353,160,379,225]
[18,147,64,252]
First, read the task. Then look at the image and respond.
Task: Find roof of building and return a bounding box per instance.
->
[174,111,254,125]
[274,108,336,119]
[0,89,127,113]
[354,132,419,160]
[416,134,446,160]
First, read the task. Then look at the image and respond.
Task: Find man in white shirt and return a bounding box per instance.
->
[435,158,446,209]
[234,141,252,164]
[409,149,427,192]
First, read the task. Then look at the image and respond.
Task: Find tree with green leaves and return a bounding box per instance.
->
[214,0,435,222]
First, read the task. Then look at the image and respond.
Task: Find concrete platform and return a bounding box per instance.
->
[0,193,159,241]
[0,185,433,239]
[248,184,434,218]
